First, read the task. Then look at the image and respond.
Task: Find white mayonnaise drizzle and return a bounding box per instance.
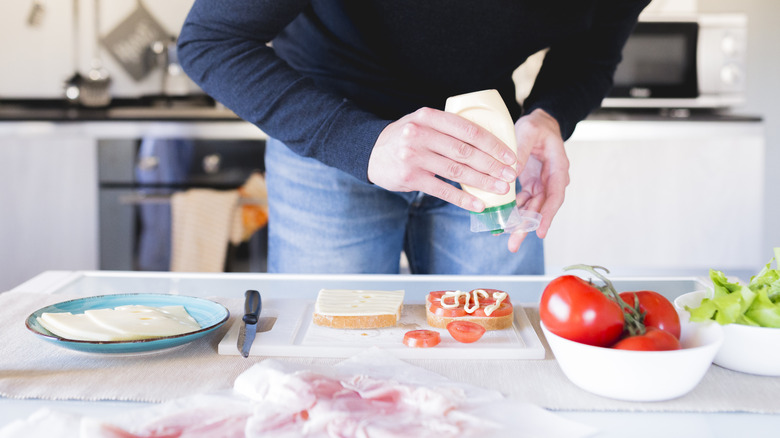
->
[465,289,489,313]
[483,292,508,316]
[440,290,469,308]
[441,289,497,314]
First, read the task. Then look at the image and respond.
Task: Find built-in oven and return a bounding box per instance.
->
[97,138,267,272]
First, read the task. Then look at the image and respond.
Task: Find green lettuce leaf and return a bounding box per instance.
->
[687,248,780,328]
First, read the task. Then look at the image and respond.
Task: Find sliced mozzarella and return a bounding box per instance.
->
[38,312,119,341]
[85,305,200,339]
[37,305,201,341]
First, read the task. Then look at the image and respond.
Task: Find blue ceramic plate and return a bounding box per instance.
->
[25,294,230,355]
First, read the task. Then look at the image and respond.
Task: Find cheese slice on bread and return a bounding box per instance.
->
[313,289,404,329]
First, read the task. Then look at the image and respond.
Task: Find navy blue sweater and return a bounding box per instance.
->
[178,0,649,182]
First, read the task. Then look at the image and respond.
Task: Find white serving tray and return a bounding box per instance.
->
[218,298,545,360]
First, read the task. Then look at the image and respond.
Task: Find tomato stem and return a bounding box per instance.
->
[563,264,646,336]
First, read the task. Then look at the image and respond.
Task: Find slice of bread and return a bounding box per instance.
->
[425,289,514,331]
[312,289,404,329]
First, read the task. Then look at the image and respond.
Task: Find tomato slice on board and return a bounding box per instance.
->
[446,321,486,343]
[473,302,513,317]
[403,330,441,348]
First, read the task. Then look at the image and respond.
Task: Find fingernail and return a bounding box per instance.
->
[502,151,516,165]
[471,199,485,211]
[494,180,509,193]
[501,167,516,182]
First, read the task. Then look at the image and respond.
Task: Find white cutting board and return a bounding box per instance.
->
[218,298,545,360]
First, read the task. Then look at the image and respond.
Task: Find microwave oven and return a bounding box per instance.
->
[601,14,747,109]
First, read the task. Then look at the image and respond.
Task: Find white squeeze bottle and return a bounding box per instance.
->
[445,89,541,234]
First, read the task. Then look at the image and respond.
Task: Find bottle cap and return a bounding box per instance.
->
[469,201,542,235]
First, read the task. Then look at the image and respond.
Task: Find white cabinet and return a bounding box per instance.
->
[0,127,98,291]
[544,119,765,277]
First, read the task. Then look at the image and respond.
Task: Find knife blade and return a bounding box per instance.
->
[237,289,261,358]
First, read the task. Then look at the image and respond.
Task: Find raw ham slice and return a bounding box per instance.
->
[1,351,597,438]
[237,367,495,437]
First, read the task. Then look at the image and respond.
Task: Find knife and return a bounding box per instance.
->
[237,289,261,358]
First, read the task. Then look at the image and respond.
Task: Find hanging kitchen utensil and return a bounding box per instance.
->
[100,0,169,81]
[80,0,111,107]
[64,0,82,104]
[26,0,46,27]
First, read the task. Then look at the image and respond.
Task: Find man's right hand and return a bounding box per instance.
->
[367,107,518,213]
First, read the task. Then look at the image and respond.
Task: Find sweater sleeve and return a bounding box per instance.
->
[523,0,651,140]
[177,0,390,183]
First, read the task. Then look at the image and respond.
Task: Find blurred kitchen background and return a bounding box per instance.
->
[0,0,778,292]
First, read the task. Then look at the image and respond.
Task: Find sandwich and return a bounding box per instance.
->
[426,288,513,330]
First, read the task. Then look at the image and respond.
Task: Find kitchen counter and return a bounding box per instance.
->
[0,98,763,123]
[2,270,779,438]
[0,98,266,141]
[0,97,241,122]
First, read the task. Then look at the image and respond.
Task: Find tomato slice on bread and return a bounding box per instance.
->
[473,302,513,317]
[430,305,468,318]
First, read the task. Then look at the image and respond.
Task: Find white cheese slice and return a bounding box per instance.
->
[38,312,118,342]
[314,289,404,317]
[37,305,201,342]
[85,305,200,340]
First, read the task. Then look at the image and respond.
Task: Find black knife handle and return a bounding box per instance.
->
[243,289,261,325]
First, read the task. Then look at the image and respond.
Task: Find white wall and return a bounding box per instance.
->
[0,0,196,99]
[697,1,780,263]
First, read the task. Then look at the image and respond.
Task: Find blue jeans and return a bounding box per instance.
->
[264,138,544,275]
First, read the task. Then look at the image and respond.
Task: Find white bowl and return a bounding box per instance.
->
[541,318,723,402]
[675,290,780,376]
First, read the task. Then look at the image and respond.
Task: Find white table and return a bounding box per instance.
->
[3,270,779,438]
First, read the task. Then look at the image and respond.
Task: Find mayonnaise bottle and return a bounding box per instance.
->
[445,89,541,234]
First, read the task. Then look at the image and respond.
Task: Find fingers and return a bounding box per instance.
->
[388,108,518,195]
[507,231,527,253]
[413,108,517,174]
[401,131,514,197]
[442,110,518,166]
[420,174,486,212]
[535,170,568,238]
[368,106,521,212]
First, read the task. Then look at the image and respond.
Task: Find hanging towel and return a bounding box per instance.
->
[230,172,269,245]
[170,189,240,272]
[135,137,194,271]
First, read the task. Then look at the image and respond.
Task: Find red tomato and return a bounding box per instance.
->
[403,330,441,348]
[473,302,513,317]
[539,275,625,347]
[612,327,681,351]
[446,321,486,343]
[619,291,681,339]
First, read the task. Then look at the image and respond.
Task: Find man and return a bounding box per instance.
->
[178,0,650,274]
